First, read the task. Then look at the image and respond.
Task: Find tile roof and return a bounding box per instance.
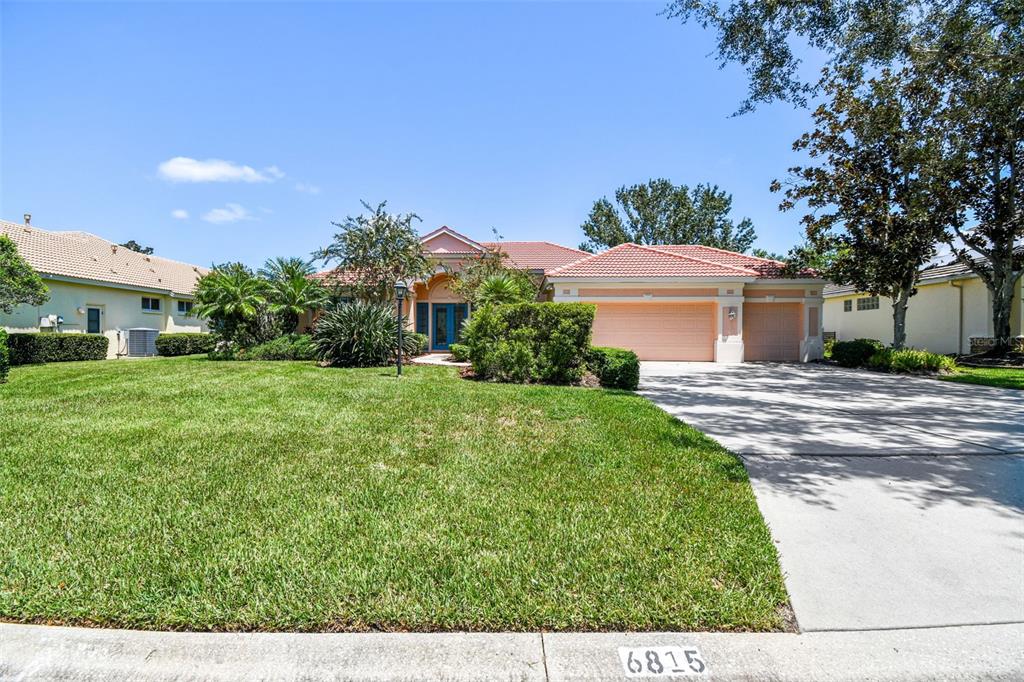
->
[479,241,589,271]
[1,219,207,296]
[545,243,800,279]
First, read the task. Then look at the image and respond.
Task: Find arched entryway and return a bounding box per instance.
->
[412,274,469,351]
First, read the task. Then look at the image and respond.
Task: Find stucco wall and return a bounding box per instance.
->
[0,279,205,358]
[822,276,1007,354]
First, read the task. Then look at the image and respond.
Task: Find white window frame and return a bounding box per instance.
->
[856,296,879,311]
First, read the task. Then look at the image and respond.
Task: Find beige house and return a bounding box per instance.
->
[823,261,1024,354]
[315,227,825,362]
[1,217,208,358]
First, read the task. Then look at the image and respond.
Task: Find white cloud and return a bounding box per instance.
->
[201,203,254,224]
[294,182,321,195]
[171,209,189,220]
[158,157,284,183]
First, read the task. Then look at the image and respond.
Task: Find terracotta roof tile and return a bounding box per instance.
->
[545,243,761,278]
[1,219,206,296]
[479,241,589,271]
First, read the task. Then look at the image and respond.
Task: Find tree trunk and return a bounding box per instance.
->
[990,273,1017,355]
[891,286,912,350]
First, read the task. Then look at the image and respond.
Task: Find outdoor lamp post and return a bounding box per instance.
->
[395,279,408,376]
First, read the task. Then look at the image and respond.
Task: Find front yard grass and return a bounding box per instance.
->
[939,366,1024,390]
[0,357,787,632]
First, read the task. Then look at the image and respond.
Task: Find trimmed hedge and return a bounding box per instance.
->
[831,338,884,368]
[586,346,640,390]
[8,333,109,365]
[156,333,216,357]
[462,302,595,384]
[0,329,9,383]
[241,334,316,361]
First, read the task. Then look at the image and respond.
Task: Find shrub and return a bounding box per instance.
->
[242,334,317,361]
[156,333,216,357]
[312,301,420,367]
[0,329,9,383]
[461,302,595,384]
[448,343,470,362]
[7,333,108,365]
[407,332,429,357]
[586,346,640,390]
[831,338,884,368]
[869,348,955,374]
[823,337,836,359]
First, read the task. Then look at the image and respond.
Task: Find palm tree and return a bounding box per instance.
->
[476,274,532,306]
[258,256,315,282]
[193,266,270,343]
[267,274,329,333]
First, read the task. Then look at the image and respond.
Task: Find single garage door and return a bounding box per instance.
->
[591,302,714,361]
[744,302,802,362]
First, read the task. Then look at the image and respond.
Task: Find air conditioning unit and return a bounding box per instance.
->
[125,328,159,357]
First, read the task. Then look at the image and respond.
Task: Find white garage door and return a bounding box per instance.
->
[591,302,715,361]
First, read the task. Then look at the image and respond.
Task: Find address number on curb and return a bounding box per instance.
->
[618,646,709,677]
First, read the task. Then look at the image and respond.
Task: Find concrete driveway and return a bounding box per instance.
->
[640,362,1024,632]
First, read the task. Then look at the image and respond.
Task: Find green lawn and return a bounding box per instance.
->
[939,366,1024,390]
[0,357,787,632]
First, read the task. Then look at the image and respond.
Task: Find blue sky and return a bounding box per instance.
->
[1,1,818,269]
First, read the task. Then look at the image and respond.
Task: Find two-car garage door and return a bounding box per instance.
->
[591,302,714,361]
[590,301,803,362]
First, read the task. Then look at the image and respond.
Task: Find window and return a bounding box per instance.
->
[843,300,852,312]
[856,296,879,311]
[142,297,161,312]
[177,300,193,315]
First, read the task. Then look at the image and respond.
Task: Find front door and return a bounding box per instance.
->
[431,303,468,351]
[86,307,101,334]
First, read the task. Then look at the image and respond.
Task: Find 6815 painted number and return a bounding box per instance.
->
[618,646,708,677]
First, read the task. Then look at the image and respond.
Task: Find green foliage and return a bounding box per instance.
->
[155,333,217,357]
[579,178,756,253]
[773,67,954,349]
[193,264,273,346]
[0,235,49,314]
[119,239,153,255]
[446,239,539,305]
[317,201,431,303]
[868,348,956,374]
[0,329,9,383]
[312,301,419,367]
[448,343,469,362]
[462,303,595,384]
[476,273,536,306]
[407,332,429,356]
[831,338,885,368]
[7,333,108,365]
[586,346,640,390]
[266,270,328,334]
[241,334,317,361]
[823,337,837,359]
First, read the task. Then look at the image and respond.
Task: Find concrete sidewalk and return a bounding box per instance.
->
[2,622,1022,681]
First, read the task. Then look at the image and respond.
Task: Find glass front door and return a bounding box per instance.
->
[433,304,450,350]
[431,303,468,351]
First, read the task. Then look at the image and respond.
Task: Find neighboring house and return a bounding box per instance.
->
[315,227,825,362]
[823,260,1024,355]
[0,217,208,358]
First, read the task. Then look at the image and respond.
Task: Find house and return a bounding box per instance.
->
[823,260,1024,355]
[315,226,825,362]
[1,217,208,358]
